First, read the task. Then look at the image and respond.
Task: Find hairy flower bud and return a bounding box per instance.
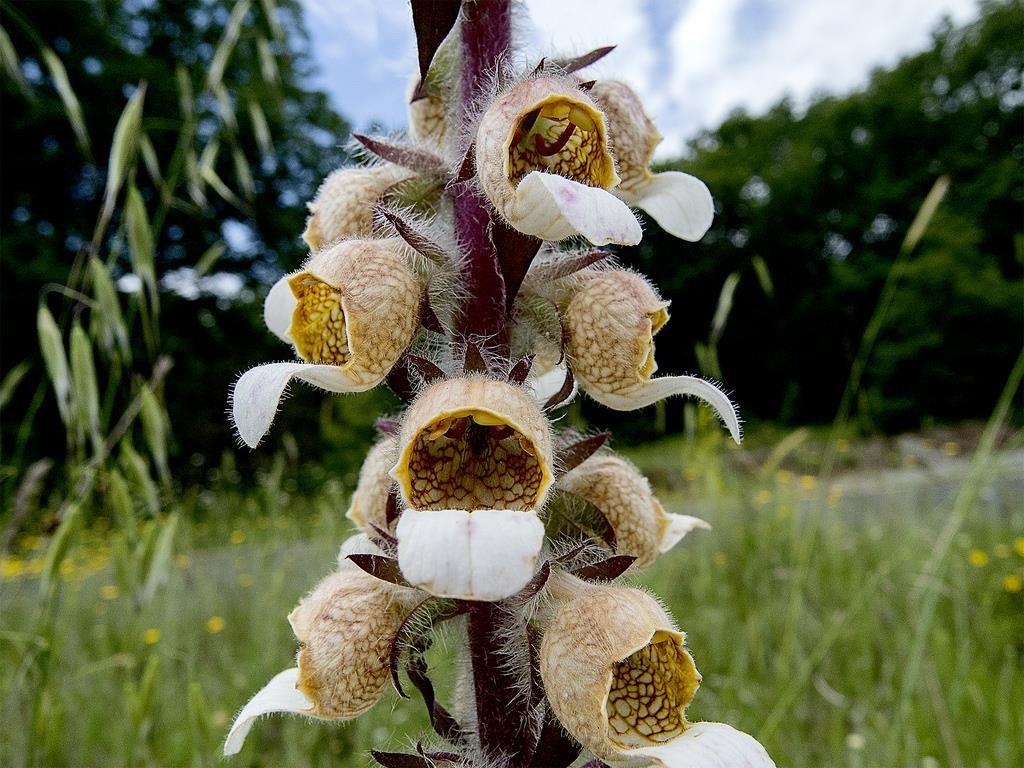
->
[232,239,421,448]
[558,453,708,568]
[346,436,399,536]
[540,577,775,767]
[225,563,419,755]
[564,270,741,442]
[302,164,413,251]
[391,377,554,600]
[475,76,641,245]
[591,80,714,242]
[541,579,699,758]
[409,93,449,144]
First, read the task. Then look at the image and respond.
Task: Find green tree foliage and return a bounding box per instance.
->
[0,0,360,478]
[617,0,1023,435]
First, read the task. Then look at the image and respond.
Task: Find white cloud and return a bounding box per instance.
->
[659,0,979,155]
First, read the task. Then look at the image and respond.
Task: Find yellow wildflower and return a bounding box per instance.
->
[100,584,119,600]
[143,628,161,645]
[968,549,989,568]
[1014,537,1024,557]
[230,530,246,545]
[1002,575,1022,594]
[207,616,226,634]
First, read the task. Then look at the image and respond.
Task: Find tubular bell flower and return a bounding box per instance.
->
[474,76,642,246]
[391,377,553,600]
[590,80,714,242]
[346,436,399,536]
[558,453,708,568]
[540,577,774,766]
[564,270,741,442]
[302,163,414,251]
[232,239,421,448]
[224,562,420,756]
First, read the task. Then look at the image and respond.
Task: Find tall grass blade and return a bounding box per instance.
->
[0,24,31,97]
[107,467,138,542]
[40,47,90,159]
[0,360,32,412]
[259,0,284,41]
[195,241,226,276]
[138,384,169,481]
[95,84,146,248]
[751,254,774,297]
[141,513,178,604]
[256,35,278,84]
[39,503,80,598]
[247,99,273,158]
[36,305,71,424]
[710,271,741,344]
[120,442,160,517]
[70,322,102,449]
[138,132,163,188]
[89,257,130,359]
[212,80,238,133]
[231,146,255,199]
[175,64,194,122]
[207,0,252,89]
[125,185,158,310]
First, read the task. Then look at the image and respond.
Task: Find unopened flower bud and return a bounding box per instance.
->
[391,377,554,600]
[564,270,741,442]
[558,453,708,568]
[302,164,413,251]
[475,76,641,245]
[346,436,399,536]
[409,93,449,144]
[540,577,775,767]
[591,80,714,242]
[232,239,421,448]
[225,565,419,755]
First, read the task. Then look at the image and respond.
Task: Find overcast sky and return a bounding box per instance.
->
[300,0,980,157]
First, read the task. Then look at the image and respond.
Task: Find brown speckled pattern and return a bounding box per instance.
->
[558,453,668,568]
[540,582,699,760]
[394,377,554,511]
[302,164,412,251]
[298,239,421,386]
[346,437,398,535]
[590,80,661,198]
[565,271,669,396]
[288,276,351,365]
[287,569,416,720]
[607,638,695,746]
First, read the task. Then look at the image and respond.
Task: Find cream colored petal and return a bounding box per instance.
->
[512,171,642,245]
[632,722,776,767]
[659,512,711,555]
[629,171,714,242]
[223,668,313,756]
[231,362,376,449]
[587,375,742,444]
[303,164,413,250]
[263,275,296,343]
[396,508,545,601]
[526,363,578,407]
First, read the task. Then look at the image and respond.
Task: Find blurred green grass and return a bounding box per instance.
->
[2,432,1022,768]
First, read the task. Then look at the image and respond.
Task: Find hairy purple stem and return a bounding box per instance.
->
[455,3,536,764]
[452,0,512,361]
[468,603,532,765]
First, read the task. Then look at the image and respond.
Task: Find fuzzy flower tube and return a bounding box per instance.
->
[225,1,775,766]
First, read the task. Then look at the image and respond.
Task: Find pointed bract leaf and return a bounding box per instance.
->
[353,134,446,175]
[410,0,462,86]
[572,554,636,582]
[405,354,446,384]
[528,250,610,283]
[377,206,451,266]
[346,554,411,587]
[556,432,610,474]
[508,355,535,385]
[492,217,543,311]
[550,45,616,74]
[371,752,433,768]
